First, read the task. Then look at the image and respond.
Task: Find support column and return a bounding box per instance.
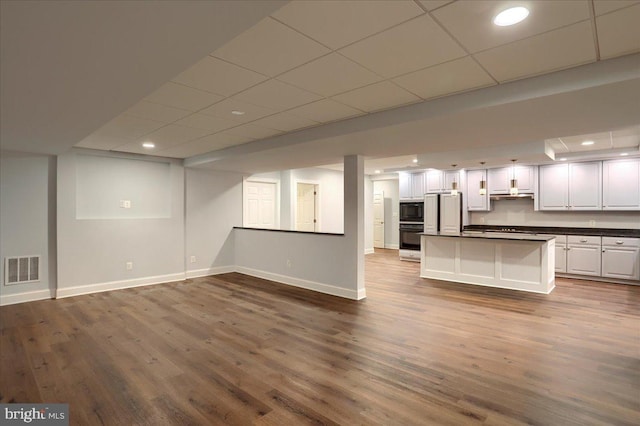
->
[344,155,366,299]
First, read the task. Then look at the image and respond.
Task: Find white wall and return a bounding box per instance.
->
[0,152,56,305]
[185,168,242,277]
[373,178,400,249]
[56,150,185,297]
[290,167,344,234]
[471,198,640,229]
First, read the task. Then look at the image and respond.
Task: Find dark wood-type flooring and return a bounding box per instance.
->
[1,249,639,425]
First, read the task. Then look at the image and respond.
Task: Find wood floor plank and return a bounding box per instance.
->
[1,249,639,425]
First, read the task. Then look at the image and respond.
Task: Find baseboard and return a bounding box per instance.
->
[235,266,362,300]
[364,248,375,255]
[0,288,54,306]
[385,244,399,249]
[56,272,186,299]
[186,265,235,279]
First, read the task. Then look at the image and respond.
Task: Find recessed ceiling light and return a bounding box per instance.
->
[620,153,629,156]
[493,7,529,27]
[581,140,595,146]
[231,110,245,116]
[142,142,155,149]
[374,170,381,174]
[559,158,567,161]
[412,158,418,163]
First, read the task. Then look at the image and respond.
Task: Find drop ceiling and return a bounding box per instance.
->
[72,0,640,162]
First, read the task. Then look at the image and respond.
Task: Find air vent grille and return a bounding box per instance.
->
[4,256,40,285]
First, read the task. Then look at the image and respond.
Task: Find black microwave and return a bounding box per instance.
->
[399,201,424,223]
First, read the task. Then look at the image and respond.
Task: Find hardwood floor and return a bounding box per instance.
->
[1,249,639,425]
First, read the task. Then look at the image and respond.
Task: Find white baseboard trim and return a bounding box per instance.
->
[356,288,366,300]
[0,289,54,306]
[56,272,186,299]
[186,265,235,279]
[364,248,375,255]
[235,266,362,300]
[385,244,399,249]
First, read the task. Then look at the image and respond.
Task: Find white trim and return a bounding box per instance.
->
[364,248,375,254]
[385,244,399,249]
[356,288,367,300]
[186,266,235,279]
[56,272,186,299]
[0,288,54,306]
[235,266,363,300]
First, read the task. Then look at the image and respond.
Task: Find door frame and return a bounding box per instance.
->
[242,177,280,229]
[373,191,385,249]
[294,179,320,232]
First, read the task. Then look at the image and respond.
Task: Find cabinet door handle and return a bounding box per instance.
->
[602,249,605,253]
[616,241,623,245]
[580,239,587,243]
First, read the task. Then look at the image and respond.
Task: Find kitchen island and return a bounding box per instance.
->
[420,232,556,293]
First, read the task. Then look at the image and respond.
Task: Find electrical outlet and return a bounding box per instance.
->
[190,256,196,263]
[126,262,133,270]
[589,219,596,227]
[123,200,131,209]
[286,259,291,268]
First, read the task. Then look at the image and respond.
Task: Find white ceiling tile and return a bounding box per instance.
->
[474,21,596,83]
[432,0,591,53]
[332,81,421,113]
[418,1,454,11]
[199,98,279,123]
[596,4,640,59]
[251,112,319,132]
[144,82,224,112]
[287,99,365,123]
[277,53,383,97]
[174,113,240,132]
[93,115,166,140]
[75,133,131,151]
[136,124,212,149]
[157,133,252,158]
[393,56,495,100]
[124,100,191,123]
[212,18,330,77]
[548,139,569,153]
[222,123,282,140]
[271,0,424,49]
[611,135,639,148]
[339,15,467,78]
[234,79,323,110]
[593,0,639,16]
[612,125,640,138]
[560,132,612,151]
[172,56,267,97]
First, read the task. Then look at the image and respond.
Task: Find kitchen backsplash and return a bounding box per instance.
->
[470,198,639,229]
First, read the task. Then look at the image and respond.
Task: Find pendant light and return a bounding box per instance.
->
[450,164,459,196]
[479,162,487,196]
[510,159,519,196]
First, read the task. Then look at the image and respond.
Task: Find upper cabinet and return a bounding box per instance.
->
[399,171,425,200]
[488,165,535,194]
[466,169,489,211]
[539,162,602,210]
[424,170,443,193]
[602,159,640,210]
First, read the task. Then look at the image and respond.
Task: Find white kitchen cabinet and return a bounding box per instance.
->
[566,235,601,276]
[569,162,602,210]
[466,169,489,211]
[425,170,444,193]
[424,193,439,235]
[601,237,640,280]
[603,159,640,210]
[552,235,567,273]
[439,193,462,236]
[399,171,425,199]
[539,162,602,210]
[488,166,535,194]
[443,171,461,192]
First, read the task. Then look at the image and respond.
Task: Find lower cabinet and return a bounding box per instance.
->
[601,237,640,280]
[566,236,602,277]
[553,235,567,273]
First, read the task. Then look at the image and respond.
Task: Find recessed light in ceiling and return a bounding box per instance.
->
[620,153,629,156]
[581,140,595,146]
[374,170,381,174]
[231,110,245,116]
[142,142,155,149]
[559,158,567,161]
[493,7,529,27]
[412,158,418,163]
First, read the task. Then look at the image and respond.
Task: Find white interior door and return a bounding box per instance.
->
[296,183,316,232]
[244,180,277,229]
[373,192,385,248]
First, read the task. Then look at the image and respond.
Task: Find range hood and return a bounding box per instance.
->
[490,193,535,201]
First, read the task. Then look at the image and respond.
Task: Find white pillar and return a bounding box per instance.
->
[344,155,366,299]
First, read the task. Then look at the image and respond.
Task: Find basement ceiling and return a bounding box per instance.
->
[73,0,640,160]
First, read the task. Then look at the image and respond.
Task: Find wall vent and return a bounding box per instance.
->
[4,256,40,285]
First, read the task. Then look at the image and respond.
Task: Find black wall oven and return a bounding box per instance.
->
[399,201,424,223]
[399,223,423,251]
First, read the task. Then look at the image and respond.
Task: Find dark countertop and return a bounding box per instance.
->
[421,232,555,242]
[233,226,344,236]
[464,225,640,238]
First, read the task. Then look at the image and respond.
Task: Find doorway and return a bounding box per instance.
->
[296,182,318,232]
[243,179,278,229]
[373,192,385,248]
